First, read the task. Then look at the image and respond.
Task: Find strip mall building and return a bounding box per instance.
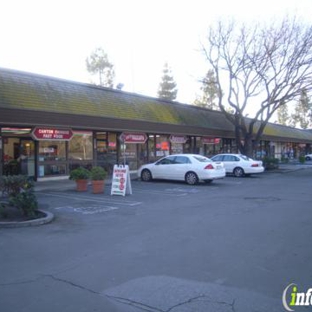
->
[0,68,311,180]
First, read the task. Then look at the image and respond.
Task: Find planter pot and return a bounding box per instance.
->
[76,179,88,192]
[92,180,105,194]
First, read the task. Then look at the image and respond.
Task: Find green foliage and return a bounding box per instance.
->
[69,167,90,180]
[281,156,289,163]
[0,175,33,197]
[299,155,306,164]
[9,191,38,218]
[86,47,115,87]
[0,175,38,218]
[0,202,8,219]
[90,166,107,180]
[194,69,220,110]
[157,62,178,101]
[262,157,279,170]
[290,89,312,129]
[276,101,290,126]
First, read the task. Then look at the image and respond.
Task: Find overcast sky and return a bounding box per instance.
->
[1,0,310,103]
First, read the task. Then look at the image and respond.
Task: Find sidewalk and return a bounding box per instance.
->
[34,172,139,192]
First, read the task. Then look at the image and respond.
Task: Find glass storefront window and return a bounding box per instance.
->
[195,137,204,155]
[68,131,93,160]
[121,143,137,170]
[148,135,156,162]
[39,141,66,161]
[38,164,66,177]
[96,132,117,174]
[156,135,169,158]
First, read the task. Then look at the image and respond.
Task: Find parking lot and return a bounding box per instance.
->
[1,167,312,312]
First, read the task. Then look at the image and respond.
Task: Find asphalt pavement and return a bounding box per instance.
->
[1,162,312,312]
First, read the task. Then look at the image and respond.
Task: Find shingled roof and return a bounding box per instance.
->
[0,67,311,143]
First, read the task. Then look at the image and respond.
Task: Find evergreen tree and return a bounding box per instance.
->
[194,69,220,110]
[276,101,289,126]
[157,63,178,101]
[86,47,115,88]
[291,89,312,129]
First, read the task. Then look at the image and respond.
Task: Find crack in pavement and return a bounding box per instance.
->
[167,296,236,312]
[0,277,40,286]
[2,275,238,312]
[43,274,100,295]
[107,293,237,312]
[106,294,164,312]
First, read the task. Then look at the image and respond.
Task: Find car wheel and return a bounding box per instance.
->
[233,167,244,177]
[185,172,198,185]
[306,156,311,161]
[141,169,152,182]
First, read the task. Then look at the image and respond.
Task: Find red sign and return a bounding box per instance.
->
[120,133,147,144]
[32,128,73,141]
[169,135,187,144]
[202,137,221,144]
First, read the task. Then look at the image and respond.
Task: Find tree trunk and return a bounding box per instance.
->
[240,135,254,158]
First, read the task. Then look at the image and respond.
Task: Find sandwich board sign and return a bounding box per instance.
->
[111,165,132,196]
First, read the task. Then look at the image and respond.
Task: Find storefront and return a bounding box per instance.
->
[0,126,226,180]
[1,67,312,180]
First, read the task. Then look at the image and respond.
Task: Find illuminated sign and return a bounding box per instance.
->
[32,128,73,141]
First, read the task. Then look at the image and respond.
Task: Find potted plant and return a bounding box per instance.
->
[90,166,107,194]
[69,167,90,192]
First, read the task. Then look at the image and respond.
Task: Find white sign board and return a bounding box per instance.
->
[110,165,132,196]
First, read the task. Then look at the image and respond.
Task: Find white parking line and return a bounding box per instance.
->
[39,192,142,206]
[134,189,188,196]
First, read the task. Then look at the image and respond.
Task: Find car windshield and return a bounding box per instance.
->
[193,155,211,163]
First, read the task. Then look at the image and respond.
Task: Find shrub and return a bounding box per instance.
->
[0,175,38,218]
[69,167,90,180]
[9,191,38,218]
[299,155,306,164]
[90,166,107,180]
[0,175,33,197]
[262,157,279,170]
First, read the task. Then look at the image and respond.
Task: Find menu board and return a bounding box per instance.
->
[110,165,132,196]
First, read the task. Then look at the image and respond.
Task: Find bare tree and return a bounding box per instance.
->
[202,18,312,156]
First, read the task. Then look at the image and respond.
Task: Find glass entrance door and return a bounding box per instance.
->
[3,138,35,177]
[20,139,35,177]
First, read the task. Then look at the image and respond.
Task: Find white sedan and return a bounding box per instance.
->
[305,154,312,161]
[211,153,264,177]
[138,154,226,185]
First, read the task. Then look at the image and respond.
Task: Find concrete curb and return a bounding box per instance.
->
[0,210,54,228]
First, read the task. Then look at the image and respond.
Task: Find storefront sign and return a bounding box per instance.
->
[169,135,187,144]
[111,165,132,196]
[32,128,73,141]
[202,137,221,144]
[120,133,147,144]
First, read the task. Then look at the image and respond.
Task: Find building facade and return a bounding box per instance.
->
[0,68,311,180]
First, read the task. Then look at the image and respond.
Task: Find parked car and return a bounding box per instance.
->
[305,154,312,161]
[211,153,264,177]
[138,154,226,185]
